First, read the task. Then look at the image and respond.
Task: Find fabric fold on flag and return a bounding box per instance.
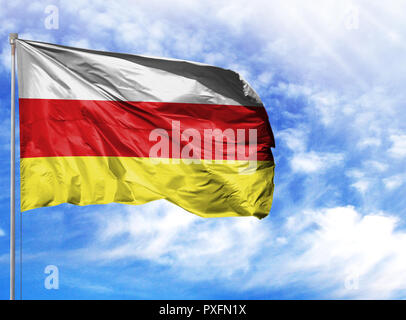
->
[17,39,275,219]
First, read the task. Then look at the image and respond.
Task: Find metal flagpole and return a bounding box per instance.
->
[9,32,18,301]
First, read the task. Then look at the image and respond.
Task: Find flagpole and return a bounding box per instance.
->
[9,32,18,301]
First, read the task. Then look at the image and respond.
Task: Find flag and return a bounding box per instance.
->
[16,39,275,218]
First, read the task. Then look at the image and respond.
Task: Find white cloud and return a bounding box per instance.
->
[388,134,406,158]
[277,128,344,174]
[277,127,308,153]
[298,207,406,298]
[351,179,371,194]
[364,160,388,172]
[0,228,5,237]
[83,201,271,279]
[246,206,406,299]
[69,203,406,299]
[0,45,11,72]
[357,137,381,149]
[346,162,388,195]
[291,151,344,174]
[383,174,406,190]
[311,91,340,126]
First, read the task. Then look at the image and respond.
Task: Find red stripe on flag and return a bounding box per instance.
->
[20,99,274,160]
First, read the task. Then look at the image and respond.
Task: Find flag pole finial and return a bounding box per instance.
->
[9,33,18,43]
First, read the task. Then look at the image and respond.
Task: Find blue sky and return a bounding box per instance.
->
[1,0,406,299]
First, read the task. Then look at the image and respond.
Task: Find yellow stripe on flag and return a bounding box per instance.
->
[21,157,274,218]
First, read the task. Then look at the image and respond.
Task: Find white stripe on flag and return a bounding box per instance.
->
[16,40,262,106]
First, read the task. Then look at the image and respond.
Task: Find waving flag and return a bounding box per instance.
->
[16,39,275,218]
